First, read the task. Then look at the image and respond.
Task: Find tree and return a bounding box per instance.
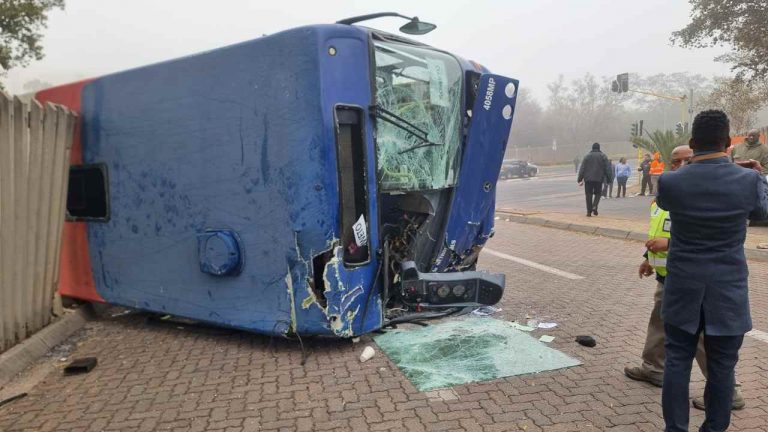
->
[697,76,768,133]
[544,73,627,148]
[630,130,690,170]
[0,0,64,79]
[22,77,51,92]
[672,0,768,82]
[506,88,546,153]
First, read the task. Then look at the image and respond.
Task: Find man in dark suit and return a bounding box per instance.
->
[656,110,768,431]
[577,142,611,217]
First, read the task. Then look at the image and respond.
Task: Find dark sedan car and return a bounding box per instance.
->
[499,160,538,179]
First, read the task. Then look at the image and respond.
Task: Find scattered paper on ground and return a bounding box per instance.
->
[538,322,557,329]
[511,322,535,332]
[539,335,555,343]
[373,318,581,391]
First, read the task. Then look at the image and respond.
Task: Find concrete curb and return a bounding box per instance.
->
[0,305,93,389]
[496,211,768,263]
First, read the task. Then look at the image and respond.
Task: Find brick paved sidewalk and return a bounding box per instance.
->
[498,207,768,250]
[1,222,767,431]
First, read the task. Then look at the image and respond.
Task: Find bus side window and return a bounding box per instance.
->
[66,163,110,222]
[335,106,370,266]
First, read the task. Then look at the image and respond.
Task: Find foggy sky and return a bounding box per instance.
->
[4,0,733,104]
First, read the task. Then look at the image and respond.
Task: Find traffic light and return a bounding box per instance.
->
[631,122,638,137]
[675,122,683,136]
[639,120,644,137]
[612,73,629,93]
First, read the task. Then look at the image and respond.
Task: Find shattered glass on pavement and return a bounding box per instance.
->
[373,317,581,391]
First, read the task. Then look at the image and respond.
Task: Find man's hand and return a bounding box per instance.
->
[578,181,584,186]
[645,238,669,253]
[638,260,654,279]
[735,159,763,173]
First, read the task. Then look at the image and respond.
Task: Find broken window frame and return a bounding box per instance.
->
[372,40,464,193]
[65,163,110,222]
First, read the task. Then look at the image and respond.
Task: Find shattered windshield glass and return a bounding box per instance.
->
[374,41,463,191]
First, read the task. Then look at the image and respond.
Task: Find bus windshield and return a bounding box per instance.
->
[373,41,463,191]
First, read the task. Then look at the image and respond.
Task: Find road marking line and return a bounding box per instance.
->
[484,248,585,280]
[747,329,768,344]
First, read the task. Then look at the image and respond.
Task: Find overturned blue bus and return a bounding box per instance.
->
[39,15,519,337]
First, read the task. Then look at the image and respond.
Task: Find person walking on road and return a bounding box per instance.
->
[731,129,768,176]
[649,152,665,195]
[639,153,653,195]
[624,144,744,412]
[577,142,611,217]
[615,157,631,198]
[602,159,616,198]
[656,110,768,432]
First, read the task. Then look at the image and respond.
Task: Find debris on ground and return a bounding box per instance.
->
[374,318,580,391]
[539,335,555,343]
[0,393,27,408]
[109,310,132,318]
[538,322,557,329]
[576,335,597,347]
[757,243,768,250]
[359,346,375,363]
[63,357,98,375]
[471,305,502,316]
[510,322,535,332]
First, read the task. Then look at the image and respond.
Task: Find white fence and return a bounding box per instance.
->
[0,93,76,353]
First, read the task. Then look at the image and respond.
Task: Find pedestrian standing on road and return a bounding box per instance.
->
[649,152,665,195]
[615,157,631,198]
[624,144,744,412]
[602,159,616,198]
[577,142,611,217]
[639,153,653,195]
[573,155,580,173]
[656,110,768,432]
[731,129,768,177]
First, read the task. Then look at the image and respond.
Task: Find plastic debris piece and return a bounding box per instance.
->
[160,314,172,320]
[539,335,555,343]
[526,319,539,328]
[576,335,597,347]
[472,305,501,316]
[64,357,98,374]
[538,322,557,329]
[360,346,375,363]
[757,243,768,250]
[351,337,361,344]
[374,318,581,391]
[110,310,132,318]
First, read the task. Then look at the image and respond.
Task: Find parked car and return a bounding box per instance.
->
[499,160,538,179]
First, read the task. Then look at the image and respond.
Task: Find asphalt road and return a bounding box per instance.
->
[496,168,654,219]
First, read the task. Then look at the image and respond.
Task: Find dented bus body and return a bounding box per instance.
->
[36,23,518,337]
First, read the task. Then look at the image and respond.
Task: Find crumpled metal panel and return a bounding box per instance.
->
[433,74,519,271]
[81,25,381,336]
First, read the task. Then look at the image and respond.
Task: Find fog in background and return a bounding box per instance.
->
[5,0,766,161]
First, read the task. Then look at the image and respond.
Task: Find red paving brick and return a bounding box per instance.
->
[1,221,768,431]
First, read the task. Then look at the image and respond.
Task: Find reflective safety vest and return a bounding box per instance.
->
[647,202,670,276]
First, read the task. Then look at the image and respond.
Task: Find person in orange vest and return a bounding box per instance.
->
[649,152,665,196]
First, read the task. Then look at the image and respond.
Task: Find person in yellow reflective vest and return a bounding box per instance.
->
[624,144,744,410]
